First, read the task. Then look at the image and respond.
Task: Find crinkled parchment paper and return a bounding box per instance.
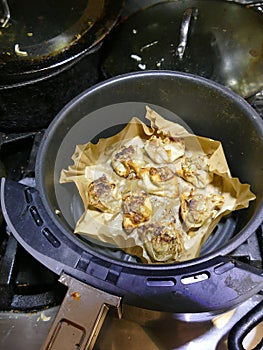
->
[60,106,256,263]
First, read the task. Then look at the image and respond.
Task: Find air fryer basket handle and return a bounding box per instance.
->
[41,272,122,350]
[228,299,263,350]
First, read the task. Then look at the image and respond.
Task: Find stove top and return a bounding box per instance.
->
[0,1,263,349]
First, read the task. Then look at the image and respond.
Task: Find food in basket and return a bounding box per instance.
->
[60,107,255,263]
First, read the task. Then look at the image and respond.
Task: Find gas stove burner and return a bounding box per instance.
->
[0,234,66,311]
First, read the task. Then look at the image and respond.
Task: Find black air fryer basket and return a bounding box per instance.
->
[1,71,263,349]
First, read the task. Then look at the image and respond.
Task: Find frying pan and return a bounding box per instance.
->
[1,71,263,348]
[0,0,123,85]
[101,0,263,99]
[0,0,124,132]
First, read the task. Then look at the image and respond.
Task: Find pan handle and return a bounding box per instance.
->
[228,299,263,350]
[0,0,10,28]
[176,7,199,59]
[246,2,263,12]
[41,272,122,350]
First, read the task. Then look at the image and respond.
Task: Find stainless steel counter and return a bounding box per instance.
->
[0,294,262,350]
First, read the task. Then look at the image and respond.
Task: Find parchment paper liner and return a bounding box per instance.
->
[60,107,256,263]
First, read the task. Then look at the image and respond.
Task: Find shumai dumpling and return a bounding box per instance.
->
[177,155,213,188]
[122,191,152,234]
[139,166,179,198]
[144,135,185,164]
[180,190,224,232]
[137,222,184,262]
[111,144,144,178]
[87,175,121,213]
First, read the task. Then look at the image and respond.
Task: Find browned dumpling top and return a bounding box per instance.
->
[122,191,152,234]
[180,190,224,233]
[88,175,121,213]
[111,144,144,178]
[144,135,185,164]
[177,155,213,188]
[137,222,184,262]
[139,166,179,198]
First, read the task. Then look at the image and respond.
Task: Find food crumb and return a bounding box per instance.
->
[138,63,146,70]
[40,311,51,322]
[130,54,142,62]
[70,291,81,301]
[14,44,28,56]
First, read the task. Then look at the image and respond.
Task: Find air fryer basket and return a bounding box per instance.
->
[38,71,263,260]
[1,71,263,317]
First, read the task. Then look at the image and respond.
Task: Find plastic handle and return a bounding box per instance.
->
[228,299,263,350]
[41,273,122,350]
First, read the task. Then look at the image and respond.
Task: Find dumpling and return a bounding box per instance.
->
[180,190,224,232]
[111,144,144,178]
[122,191,152,233]
[177,155,213,188]
[144,135,185,164]
[137,222,184,262]
[139,166,179,198]
[87,175,121,213]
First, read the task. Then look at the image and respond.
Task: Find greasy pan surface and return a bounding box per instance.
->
[101,0,263,98]
[0,0,124,86]
[36,71,263,268]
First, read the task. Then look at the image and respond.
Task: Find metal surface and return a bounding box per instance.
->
[101,0,263,98]
[0,0,124,85]
[228,300,263,350]
[0,294,262,350]
[0,0,124,132]
[176,7,199,59]
[41,273,122,350]
[0,49,101,132]
[0,0,10,28]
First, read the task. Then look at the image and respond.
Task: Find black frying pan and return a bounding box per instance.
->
[0,0,123,85]
[101,0,263,99]
[0,0,124,132]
